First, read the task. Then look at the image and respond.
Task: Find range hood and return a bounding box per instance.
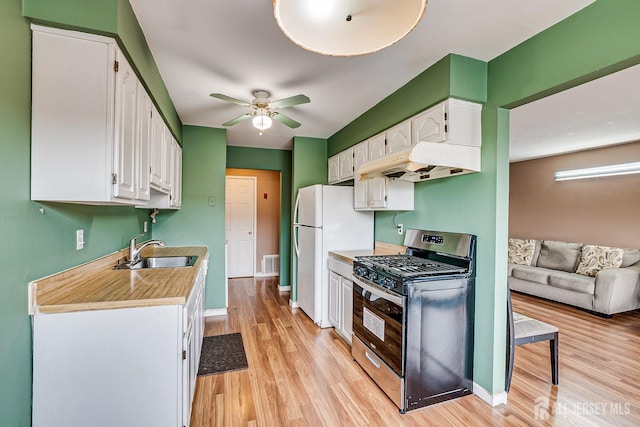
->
[358,141,481,182]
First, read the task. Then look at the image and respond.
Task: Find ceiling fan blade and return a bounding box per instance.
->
[222,113,252,127]
[272,112,301,128]
[210,93,251,107]
[270,94,310,109]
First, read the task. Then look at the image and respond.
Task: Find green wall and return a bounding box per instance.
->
[23,0,182,141]
[291,137,328,299]
[0,1,152,424]
[226,146,293,288]
[153,126,227,309]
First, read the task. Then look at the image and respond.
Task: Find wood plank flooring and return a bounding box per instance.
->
[191,278,640,426]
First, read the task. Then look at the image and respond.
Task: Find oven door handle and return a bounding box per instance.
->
[352,275,405,308]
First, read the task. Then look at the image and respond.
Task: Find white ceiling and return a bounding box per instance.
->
[510,63,640,162]
[129,0,599,154]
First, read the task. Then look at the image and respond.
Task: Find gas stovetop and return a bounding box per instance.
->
[356,255,466,278]
[353,254,469,295]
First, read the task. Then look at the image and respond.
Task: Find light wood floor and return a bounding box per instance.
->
[190,278,640,426]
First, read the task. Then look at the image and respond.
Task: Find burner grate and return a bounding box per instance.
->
[358,255,466,278]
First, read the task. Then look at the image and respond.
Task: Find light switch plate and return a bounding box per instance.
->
[143,221,148,233]
[76,229,84,250]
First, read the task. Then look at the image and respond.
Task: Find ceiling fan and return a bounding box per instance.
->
[210,90,310,133]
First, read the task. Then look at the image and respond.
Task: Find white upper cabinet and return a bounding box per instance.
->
[353,141,369,210]
[30,25,179,206]
[149,105,165,191]
[367,134,386,161]
[136,86,152,202]
[412,101,447,144]
[412,98,481,147]
[327,148,354,184]
[170,140,182,208]
[338,148,354,181]
[112,51,139,201]
[385,121,412,154]
[328,155,340,184]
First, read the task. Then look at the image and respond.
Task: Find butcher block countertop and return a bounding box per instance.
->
[329,241,406,264]
[29,246,208,315]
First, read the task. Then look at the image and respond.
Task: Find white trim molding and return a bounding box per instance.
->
[204,308,228,317]
[473,382,508,407]
[289,299,299,309]
[278,285,291,292]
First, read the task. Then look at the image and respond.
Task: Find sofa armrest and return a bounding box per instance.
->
[593,267,640,315]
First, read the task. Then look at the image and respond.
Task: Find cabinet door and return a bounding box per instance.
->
[112,53,138,200]
[340,277,353,343]
[136,85,152,201]
[338,148,354,180]
[171,142,182,208]
[353,142,368,210]
[162,130,174,192]
[328,271,341,329]
[367,134,386,161]
[412,102,447,144]
[149,107,165,189]
[386,121,412,154]
[368,177,387,209]
[182,320,195,427]
[328,155,340,184]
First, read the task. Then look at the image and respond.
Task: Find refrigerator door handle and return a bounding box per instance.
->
[293,224,300,257]
[293,191,301,224]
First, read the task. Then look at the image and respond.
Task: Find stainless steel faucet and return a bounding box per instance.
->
[128,235,165,265]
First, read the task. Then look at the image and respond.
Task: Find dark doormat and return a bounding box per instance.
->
[198,333,248,376]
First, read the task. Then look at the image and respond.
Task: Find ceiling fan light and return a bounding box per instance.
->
[273,0,428,57]
[252,111,273,131]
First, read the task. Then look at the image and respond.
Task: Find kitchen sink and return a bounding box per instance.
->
[114,255,198,270]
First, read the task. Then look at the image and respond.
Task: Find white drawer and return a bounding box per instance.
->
[328,257,352,277]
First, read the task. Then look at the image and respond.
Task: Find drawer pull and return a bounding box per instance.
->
[365,351,380,369]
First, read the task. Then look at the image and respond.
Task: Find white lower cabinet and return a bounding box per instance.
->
[328,257,353,345]
[32,259,208,427]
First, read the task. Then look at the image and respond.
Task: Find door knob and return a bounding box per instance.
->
[248,231,252,235]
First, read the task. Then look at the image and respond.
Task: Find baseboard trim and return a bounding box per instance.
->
[204,308,228,317]
[255,272,279,278]
[279,285,291,292]
[473,382,508,407]
[289,299,299,309]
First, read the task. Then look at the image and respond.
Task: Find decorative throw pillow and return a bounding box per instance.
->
[536,240,583,273]
[621,249,640,268]
[576,245,625,277]
[508,238,536,266]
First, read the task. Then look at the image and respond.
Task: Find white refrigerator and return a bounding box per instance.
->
[294,184,374,327]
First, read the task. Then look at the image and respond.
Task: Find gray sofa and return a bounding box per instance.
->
[508,238,640,316]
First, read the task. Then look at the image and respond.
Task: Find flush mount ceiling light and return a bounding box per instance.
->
[273,0,428,57]
[554,161,640,181]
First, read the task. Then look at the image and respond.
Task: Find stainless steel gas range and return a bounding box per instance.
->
[352,229,476,413]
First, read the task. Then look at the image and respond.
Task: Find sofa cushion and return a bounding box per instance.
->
[548,271,596,294]
[575,245,624,277]
[536,240,583,272]
[511,265,550,284]
[621,249,640,268]
[508,238,537,265]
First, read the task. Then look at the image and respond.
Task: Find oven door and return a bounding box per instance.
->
[352,275,405,376]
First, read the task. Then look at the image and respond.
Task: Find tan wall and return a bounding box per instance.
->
[509,141,640,249]
[227,168,281,273]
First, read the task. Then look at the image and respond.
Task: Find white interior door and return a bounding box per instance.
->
[225,176,256,278]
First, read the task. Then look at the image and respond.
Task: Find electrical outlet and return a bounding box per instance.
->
[397,224,403,235]
[76,229,84,250]
[143,221,148,233]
